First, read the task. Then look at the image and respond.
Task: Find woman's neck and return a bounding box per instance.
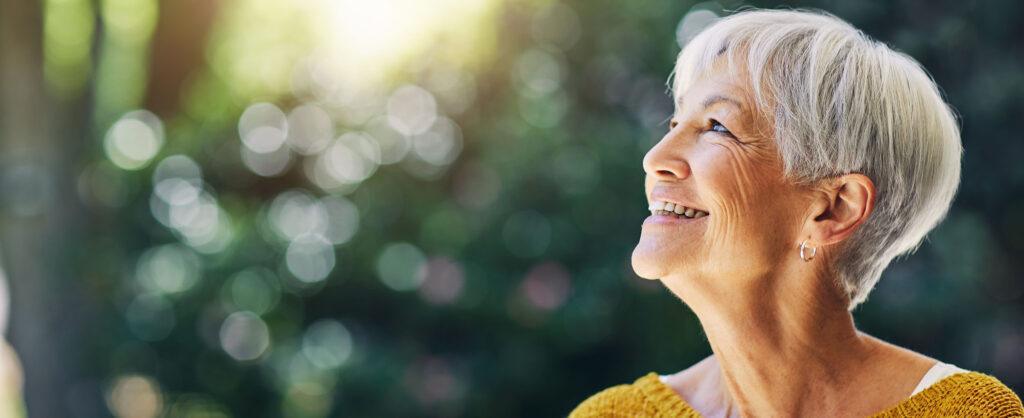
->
[667,267,880,417]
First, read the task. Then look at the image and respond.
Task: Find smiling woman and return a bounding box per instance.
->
[571,8,1023,418]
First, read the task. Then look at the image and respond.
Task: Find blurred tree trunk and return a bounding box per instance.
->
[147,0,221,117]
[0,0,93,416]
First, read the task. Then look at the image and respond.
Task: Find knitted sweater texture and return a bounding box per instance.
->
[570,371,1023,417]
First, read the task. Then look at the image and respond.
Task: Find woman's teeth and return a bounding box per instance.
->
[648,200,709,219]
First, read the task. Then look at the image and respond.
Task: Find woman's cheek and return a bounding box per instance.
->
[699,144,779,253]
[690,154,741,250]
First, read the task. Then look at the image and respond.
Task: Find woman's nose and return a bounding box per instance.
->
[642,136,692,180]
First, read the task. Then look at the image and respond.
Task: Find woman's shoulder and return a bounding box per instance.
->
[568,378,649,418]
[569,373,701,418]
[874,371,1023,417]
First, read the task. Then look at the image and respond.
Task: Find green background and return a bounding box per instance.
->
[0,0,1021,416]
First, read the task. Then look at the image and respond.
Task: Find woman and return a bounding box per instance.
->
[571,8,1023,418]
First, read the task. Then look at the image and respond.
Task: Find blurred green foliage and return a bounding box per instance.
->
[2,0,1023,417]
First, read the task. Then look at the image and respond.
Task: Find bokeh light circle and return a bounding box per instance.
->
[301,319,353,370]
[376,242,427,291]
[219,311,271,361]
[104,110,164,170]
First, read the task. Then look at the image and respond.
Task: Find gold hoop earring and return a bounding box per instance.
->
[799,240,817,262]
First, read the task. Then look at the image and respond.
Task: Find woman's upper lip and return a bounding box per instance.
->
[649,191,707,213]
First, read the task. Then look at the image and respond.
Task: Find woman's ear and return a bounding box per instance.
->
[806,174,875,246]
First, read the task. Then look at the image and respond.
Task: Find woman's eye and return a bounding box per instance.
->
[708,119,733,136]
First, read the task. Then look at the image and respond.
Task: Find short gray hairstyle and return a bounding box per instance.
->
[673,9,962,309]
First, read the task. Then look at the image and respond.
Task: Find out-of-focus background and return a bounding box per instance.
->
[0,0,1021,416]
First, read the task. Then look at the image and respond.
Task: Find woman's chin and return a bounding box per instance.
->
[631,242,669,280]
[632,236,703,281]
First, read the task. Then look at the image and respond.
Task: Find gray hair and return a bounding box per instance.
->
[673,9,962,309]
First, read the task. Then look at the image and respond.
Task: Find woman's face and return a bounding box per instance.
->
[632,67,814,291]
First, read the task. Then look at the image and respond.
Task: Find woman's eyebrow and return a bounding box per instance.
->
[700,94,744,111]
[675,94,745,112]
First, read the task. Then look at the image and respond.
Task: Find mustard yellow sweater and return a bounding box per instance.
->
[571,372,1023,417]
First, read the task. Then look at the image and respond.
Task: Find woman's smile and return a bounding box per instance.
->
[642,200,709,226]
[642,211,710,226]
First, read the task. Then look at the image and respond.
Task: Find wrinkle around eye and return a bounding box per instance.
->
[703,122,743,145]
[709,117,767,148]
